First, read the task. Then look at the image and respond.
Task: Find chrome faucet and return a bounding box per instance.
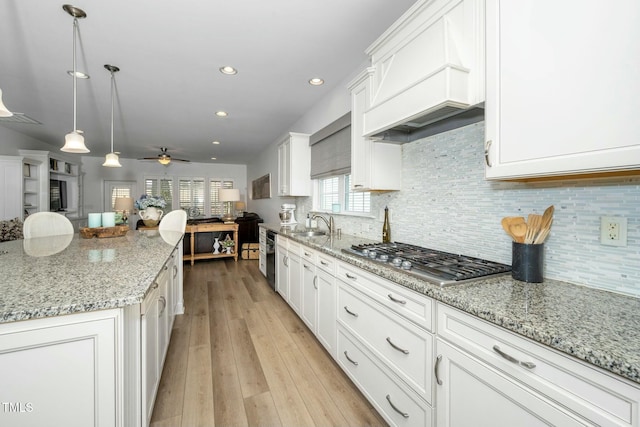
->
[311,214,334,234]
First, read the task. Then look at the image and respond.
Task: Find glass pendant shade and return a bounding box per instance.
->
[158,157,171,165]
[103,152,122,167]
[62,130,90,153]
[0,88,13,117]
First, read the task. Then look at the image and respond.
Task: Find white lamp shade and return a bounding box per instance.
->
[103,152,122,167]
[0,88,13,117]
[61,131,90,153]
[114,197,134,212]
[219,188,240,202]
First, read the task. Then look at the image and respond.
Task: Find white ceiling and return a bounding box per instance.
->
[0,0,417,164]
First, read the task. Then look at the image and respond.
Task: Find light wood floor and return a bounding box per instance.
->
[150,258,388,427]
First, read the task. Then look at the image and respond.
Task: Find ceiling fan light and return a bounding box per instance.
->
[0,88,14,117]
[103,152,122,167]
[62,130,90,153]
[158,157,171,165]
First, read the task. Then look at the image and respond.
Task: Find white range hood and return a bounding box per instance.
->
[363,0,485,143]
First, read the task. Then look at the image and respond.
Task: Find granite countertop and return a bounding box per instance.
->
[261,223,640,385]
[0,229,184,323]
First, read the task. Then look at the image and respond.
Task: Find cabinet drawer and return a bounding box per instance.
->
[437,303,640,427]
[338,328,432,427]
[338,282,433,403]
[300,246,315,263]
[316,252,336,275]
[337,261,433,331]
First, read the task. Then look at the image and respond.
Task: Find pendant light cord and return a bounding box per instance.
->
[72,18,78,132]
[110,71,115,152]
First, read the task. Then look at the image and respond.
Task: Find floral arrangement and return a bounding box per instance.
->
[134,194,167,210]
[221,234,235,248]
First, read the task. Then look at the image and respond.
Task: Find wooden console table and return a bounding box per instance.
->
[185,222,239,265]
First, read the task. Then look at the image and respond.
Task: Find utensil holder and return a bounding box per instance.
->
[511,242,544,283]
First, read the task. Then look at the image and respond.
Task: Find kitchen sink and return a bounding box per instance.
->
[292,230,327,237]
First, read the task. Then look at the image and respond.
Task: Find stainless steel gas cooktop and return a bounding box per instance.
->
[342,242,511,287]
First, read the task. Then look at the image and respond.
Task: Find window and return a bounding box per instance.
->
[179,178,205,212]
[209,180,234,216]
[317,174,370,214]
[144,177,173,211]
[104,181,135,211]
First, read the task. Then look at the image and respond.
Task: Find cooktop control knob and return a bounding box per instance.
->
[392,257,403,266]
[401,260,412,270]
[378,254,389,262]
[368,251,377,259]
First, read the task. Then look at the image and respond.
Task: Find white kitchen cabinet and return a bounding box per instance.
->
[348,69,402,191]
[436,303,640,426]
[276,237,289,300]
[0,156,23,220]
[484,0,640,179]
[277,132,311,196]
[315,252,337,358]
[300,247,317,331]
[0,309,120,427]
[275,235,302,313]
[435,339,588,427]
[338,328,433,427]
[258,227,267,276]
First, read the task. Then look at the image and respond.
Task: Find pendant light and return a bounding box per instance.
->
[61,5,90,153]
[0,88,13,117]
[102,65,122,167]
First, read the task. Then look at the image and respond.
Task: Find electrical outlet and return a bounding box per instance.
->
[600,216,627,247]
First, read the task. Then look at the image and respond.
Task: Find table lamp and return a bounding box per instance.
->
[219,189,240,223]
[114,197,134,225]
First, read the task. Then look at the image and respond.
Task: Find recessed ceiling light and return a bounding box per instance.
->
[211,157,217,160]
[212,141,220,145]
[219,66,237,75]
[67,70,90,79]
[215,111,228,117]
[309,78,324,86]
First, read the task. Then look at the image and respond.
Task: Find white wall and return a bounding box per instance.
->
[81,156,247,215]
[0,126,58,155]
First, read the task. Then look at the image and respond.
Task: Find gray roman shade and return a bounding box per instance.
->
[309,112,351,179]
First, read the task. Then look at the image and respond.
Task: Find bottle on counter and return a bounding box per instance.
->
[382,206,391,243]
[305,213,311,228]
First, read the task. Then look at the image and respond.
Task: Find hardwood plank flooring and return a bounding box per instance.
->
[151,258,387,427]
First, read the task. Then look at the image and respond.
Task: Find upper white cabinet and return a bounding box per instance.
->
[485,0,640,179]
[0,156,24,220]
[363,0,485,139]
[349,69,402,191]
[277,132,311,196]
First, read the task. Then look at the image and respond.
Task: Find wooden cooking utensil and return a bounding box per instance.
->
[525,213,542,244]
[501,216,525,241]
[509,222,527,243]
[541,205,554,229]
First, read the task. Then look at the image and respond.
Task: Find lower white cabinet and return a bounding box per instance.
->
[0,309,120,427]
[300,253,317,331]
[435,338,587,427]
[275,237,289,299]
[315,252,337,358]
[258,228,267,276]
[338,328,433,427]
[275,236,302,314]
[436,303,640,427]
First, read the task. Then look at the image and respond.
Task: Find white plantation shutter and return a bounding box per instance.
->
[209,180,234,216]
[179,178,205,212]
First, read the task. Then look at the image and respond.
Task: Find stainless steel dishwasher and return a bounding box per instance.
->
[266,230,276,290]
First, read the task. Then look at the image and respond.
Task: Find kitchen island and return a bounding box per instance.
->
[263,223,640,426]
[0,229,184,427]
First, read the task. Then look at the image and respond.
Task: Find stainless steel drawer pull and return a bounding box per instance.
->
[320,260,329,266]
[158,296,166,316]
[386,337,409,354]
[344,351,359,366]
[435,355,443,385]
[345,273,357,280]
[387,294,406,305]
[304,263,312,271]
[304,251,311,257]
[344,306,358,317]
[313,276,318,290]
[493,345,536,369]
[385,395,409,418]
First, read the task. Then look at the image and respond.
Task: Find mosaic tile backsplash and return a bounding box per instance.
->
[298,121,640,296]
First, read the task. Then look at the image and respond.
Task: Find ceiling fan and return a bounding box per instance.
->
[139,147,190,165]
